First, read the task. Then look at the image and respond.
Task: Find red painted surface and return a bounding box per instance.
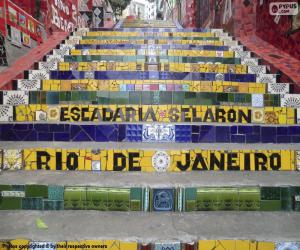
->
[0,31,68,90]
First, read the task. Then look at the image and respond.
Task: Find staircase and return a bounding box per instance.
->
[0,19,300,250]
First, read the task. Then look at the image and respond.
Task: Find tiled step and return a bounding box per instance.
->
[0,142,298,172]
[0,211,299,242]
[3,90,300,108]
[1,123,300,144]
[5,104,297,125]
[0,183,299,212]
[15,79,289,94]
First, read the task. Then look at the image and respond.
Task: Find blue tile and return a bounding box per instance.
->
[246,134,260,143]
[34,124,49,132]
[38,133,53,141]
[49,124,65,133]
[261,127,276,143]
[23,131,38,141]
[231,135,246,143]
[54,133,70,141]
[292,136,300,143]
[230,126,237,134]
[72,131,93,141]
[216,126,230,142]
[277,136,291,143]
[198,130,215,143]
[288,126,300,135]
[277,127,288,135]
[152,188,174,212]
[238,126,252,134]
[81,125,96,140]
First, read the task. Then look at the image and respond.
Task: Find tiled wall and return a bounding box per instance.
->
[1,148,298,171]
[1,185,299,212]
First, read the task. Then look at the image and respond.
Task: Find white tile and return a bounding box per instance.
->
[256,74,277,84]
[297,109,300,124]
[39,62,58,72]
[223,40,238,46]
[215,73,224,81]
[280,94,300,108]
[3,91,29,105]
[152,151,171,172]
[230,45,244,52]
[29,70,50,80]
[35,110,47,121]
[296,151,300,170]
[0,105,13,121]
[46,55,64,63]
[268,82,290,94]
[235,51,251,58]
[275,242,300,250]
[248,65,267,74]
[53,47,70,56]
[252,94,264,107]
[17,80,41,91]
[29,242,56,250]
[241,58,259,66]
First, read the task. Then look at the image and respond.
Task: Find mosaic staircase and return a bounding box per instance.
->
[0,19,300,250]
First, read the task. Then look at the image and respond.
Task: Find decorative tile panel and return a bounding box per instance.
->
[17,80,41,91]
[142,124,175,142]
[28,70,50,80]
[257,74,277,84]
[268,83,290,94]
[275,242,300,250]
[2,150,22,170]
[280,94,300,108]
[0,106,13,122]
[152,188,174,212]
[3,91,29,105]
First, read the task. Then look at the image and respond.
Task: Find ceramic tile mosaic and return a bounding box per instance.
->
[275,242,300,250]
[13,105,296,125]
[2,150,22,170]
[281,94,300,108]
[16,79,41,91]
[2,91,29,105]
[38,62,58,72]
[0,106,13,122]
[152,188,175,212]
[0,148,293,171]
[155,242,181,250]
[142,124,175,142]
[28,70,50,80]
[268,83,290,94]
[1,124,300,144]
[198,240,275,250]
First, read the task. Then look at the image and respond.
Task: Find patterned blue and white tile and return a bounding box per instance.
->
[3,91,29,105]
[142,124,175,142]
[280,94,300,108]
[17,79,41,91]
[275,242,300,250]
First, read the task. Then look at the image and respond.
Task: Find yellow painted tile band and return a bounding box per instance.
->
[15,105,295,124]
[0,148,293,171]
[79,40,225,45]
[41,80,266,93]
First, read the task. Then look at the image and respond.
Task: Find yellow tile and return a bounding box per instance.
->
[257,242,275,250]
[10,239,29,250]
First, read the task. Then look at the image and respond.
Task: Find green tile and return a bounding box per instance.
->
[107,188,130,211]
[185,188,196,212]
[196,187,219,211]
[0,197,22,210]
[260,200,281,211]
[40,91,47,104]
[64,186,86,210]
[260,187,281,200]
[97,91,110,104]
[46,92,59,104]
[86,187,108,211]
[0,185,12,192]
[130,187,143,211]
[21,197,43,210]
[29,91,39,104]
[129,91,141,104]
[110,92,129,105]
[25,185,48,198]
[238,187,260,211]
[159,92,172,104]
[43,200,64,210]
[281,187,294,211]
[184,92,197,105]
[218,187,239,211]
[173,92,185,105]
[48,185,64,200]
[141,92,152,105]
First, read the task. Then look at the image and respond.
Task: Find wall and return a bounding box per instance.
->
[256,0,300,60]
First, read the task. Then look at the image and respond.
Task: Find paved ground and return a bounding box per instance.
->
[0,211,299,242]
[0,171,300,187]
